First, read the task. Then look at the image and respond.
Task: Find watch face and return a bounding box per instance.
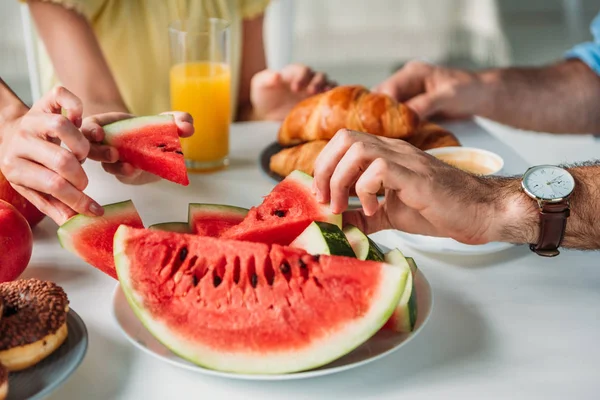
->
[522,165,575,201]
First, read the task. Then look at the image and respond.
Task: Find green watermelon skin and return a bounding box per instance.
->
[149,222,191,233]
[114,225,408,375]
[188,204,248,237]
[221,170,342,246]
[102,115,189,186]
[57,200,144,279]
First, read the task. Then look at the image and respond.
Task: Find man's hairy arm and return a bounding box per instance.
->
[477,59,600,134]
[488,162,600,250]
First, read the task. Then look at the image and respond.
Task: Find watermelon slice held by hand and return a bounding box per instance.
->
[57,200,144,279]
[102,115,189,186]
[114,225,409,374]
[221,170,341,245]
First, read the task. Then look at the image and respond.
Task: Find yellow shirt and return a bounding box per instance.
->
[25,0,270,116]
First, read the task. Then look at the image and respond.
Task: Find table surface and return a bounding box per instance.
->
[23,119,599,400]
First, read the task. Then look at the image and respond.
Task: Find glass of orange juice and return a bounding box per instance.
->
[169,18,231,172]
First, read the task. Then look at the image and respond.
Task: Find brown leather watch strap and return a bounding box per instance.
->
[530,201,570,257]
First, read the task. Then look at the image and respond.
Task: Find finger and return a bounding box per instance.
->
[160,111,195,138]
[328,141,398,214]
[31,113,90,162]
[88,143,119,163]
[102,161,141,178]
[372,61,432,102]
[342,206,392,235]
[11,184,75,226]
[251,69,282,89]
[15,136,90,191]
[8,159,103,218]
[355,158,416,216]
[307,72,328,94]
[81,112,135,142]
[283,65,313,92]
[31,85,83,127]
[405,92,444,120]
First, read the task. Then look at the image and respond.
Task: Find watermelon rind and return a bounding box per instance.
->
[102,115,174,138]
[287,170,343,228]
[57,200,140,255]
[342,224,385,261]
[384,249,418,333]
[188,203,248,226]
[114,225,409,375]
[290,221,356,258]
[149,222,191,233]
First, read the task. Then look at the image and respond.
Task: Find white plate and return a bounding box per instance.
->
[393,230,514,256]
[112,257,433,381]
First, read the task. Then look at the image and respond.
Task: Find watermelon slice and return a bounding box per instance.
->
[102,115,189,186]
[343,224,385,261]
[149,222,191,233]
[381,249,418,333]
[188,204,248,237]
[57,200,144,279]
[221,170,341,245]
[114,225,409,374]
[290,221,356,257]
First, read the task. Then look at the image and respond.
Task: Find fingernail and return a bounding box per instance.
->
[89,202,104,216]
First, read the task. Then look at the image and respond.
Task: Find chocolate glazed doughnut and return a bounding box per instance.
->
[0,279,69,371]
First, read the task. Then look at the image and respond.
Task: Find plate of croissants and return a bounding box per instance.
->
[263,85,461,190]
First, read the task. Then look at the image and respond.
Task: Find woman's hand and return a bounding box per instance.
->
[250,64,337,121]
[0,86,102,225]
[312,129,516,245]
[81,111,194,185]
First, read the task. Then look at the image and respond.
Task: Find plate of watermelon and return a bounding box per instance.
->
[56,169,433,380]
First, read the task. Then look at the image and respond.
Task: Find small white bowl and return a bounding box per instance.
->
[425,146,504,176]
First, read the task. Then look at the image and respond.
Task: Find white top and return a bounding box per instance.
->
[29,119,599,400]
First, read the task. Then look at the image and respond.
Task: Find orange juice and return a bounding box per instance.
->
[170,61,231,170]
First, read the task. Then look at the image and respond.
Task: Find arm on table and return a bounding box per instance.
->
[27,1,129,116]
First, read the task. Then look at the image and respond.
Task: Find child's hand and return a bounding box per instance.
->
[0,86,101,225]
[82,111,194,185]
[250,64,336,121]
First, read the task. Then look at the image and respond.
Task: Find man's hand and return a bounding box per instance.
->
[372,61,485,121]
[312,129,538,245]
[81,111,194,185]
[250,64,336,121]
[0,86,102,225]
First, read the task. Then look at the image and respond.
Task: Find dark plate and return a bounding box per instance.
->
[7,309,88,400]
[258,141,286,183]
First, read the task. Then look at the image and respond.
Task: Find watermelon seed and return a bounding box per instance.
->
[298,259,307,269]
[250,273,258,288]
[213,274,222,287]
[157,144,166,148]
[273,209,286,217]
[313,277,323,289]
[279,261,290,274]
[179,247,188,261]
[312,254,321,262]
[176,151,184,155]
[192,274,199,287]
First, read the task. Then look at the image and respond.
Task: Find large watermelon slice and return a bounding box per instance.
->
[57,200,144,279]
[102,115,189,186]
[114,225,408,374]
[188,204,248,237]
[221,170,341,245]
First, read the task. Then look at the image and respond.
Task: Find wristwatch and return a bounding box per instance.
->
[521,165,575,257]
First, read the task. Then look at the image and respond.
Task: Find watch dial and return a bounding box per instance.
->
[523,166,575,200]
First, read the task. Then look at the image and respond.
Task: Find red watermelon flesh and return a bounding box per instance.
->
[57,200,144,279]
[188,203,248,237]
[102,115,189,186]
[221,170,342,245]
[114,226,407,374]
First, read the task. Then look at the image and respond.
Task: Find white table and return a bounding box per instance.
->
[24,120,600,400]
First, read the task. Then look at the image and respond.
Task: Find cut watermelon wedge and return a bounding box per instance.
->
[382,249,418,333]
[188,204,248,237]
[102,115,189,186]
[114,225,408,374]
[57,200,144,279]
[221,170,341,245]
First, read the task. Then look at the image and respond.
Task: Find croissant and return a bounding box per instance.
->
[277,85,421,146]
[269,122,459,179]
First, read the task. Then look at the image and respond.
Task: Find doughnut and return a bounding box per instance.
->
[0,279,69,371]
[0,362,7,400]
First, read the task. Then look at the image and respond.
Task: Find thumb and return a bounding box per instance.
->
[405,91,444,120]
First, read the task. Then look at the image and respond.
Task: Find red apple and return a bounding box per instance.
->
[0,199,33,282]
[0,171,45,228]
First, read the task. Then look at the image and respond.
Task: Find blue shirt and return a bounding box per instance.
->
[564,12,600,75]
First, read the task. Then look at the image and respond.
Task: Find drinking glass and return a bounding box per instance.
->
[169,18,231,172]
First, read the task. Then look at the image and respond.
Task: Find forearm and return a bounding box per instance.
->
[0,79,28,141]
[474,59,600,133]
[491,163,600,250]
[82,99,129,117]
